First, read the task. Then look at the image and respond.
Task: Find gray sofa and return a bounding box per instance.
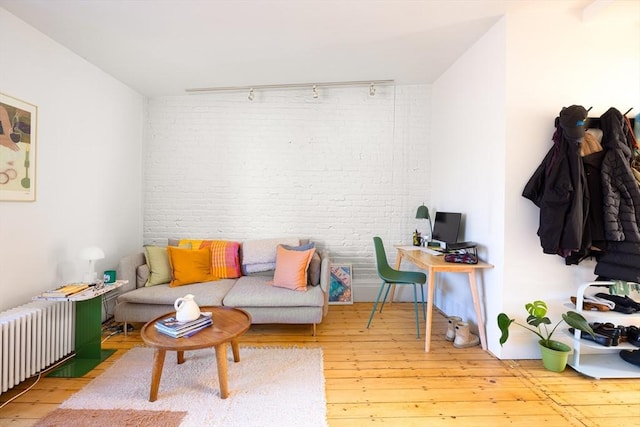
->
[114,238,330,335]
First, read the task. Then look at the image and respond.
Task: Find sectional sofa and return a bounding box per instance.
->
[114,238,330,335]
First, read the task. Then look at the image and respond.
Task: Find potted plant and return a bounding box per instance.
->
[497,300,595,372]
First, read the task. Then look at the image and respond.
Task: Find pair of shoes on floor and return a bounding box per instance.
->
[445,316,479,348]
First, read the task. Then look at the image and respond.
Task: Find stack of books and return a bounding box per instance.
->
[41,283,90,298]
[154,314,213,338]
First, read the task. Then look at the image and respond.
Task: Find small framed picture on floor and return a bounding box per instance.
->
[329,264,353,305]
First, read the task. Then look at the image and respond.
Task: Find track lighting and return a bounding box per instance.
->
[186,80,395,95]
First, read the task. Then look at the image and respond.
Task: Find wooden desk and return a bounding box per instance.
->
[392,247,493,352]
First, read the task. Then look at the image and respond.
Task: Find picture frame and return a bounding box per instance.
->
[0,92,37,202]
[329,264,353,305]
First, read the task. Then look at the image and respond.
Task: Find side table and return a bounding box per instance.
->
[34,280,125,377]
[141,306,251,401]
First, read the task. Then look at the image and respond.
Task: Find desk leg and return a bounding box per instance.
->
[215,342,229,398]
[389,251,404,305]
[424,268,436,352]
[468,271,487,350]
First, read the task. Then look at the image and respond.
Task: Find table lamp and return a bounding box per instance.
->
[415,204,432,243]
[80,246,105,283]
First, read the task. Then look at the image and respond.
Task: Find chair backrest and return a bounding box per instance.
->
[373,236,394,279]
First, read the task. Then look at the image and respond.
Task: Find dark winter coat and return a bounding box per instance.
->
[523,126,587,257]
[594,108,640,282]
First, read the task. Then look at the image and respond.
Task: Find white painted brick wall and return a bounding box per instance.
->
[144,84,430,301]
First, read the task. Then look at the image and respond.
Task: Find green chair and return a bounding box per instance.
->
[367,236,427,338]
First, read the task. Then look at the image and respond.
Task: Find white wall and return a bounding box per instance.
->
[500,4,639,358]
[0,9,144,312]
[432,5,639,359]
[430,18,506,344]
[143,85,430,301]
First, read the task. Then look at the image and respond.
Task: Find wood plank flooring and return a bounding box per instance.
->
[1,302,638,426]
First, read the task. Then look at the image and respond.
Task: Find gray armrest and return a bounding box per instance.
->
[116,252,145,293]
[319,250,331,316]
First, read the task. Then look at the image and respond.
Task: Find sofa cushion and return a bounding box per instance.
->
[167,246,218,287]
[281,243,320,286]
[241,237,299,274]
[179,239,242,279]
[272,245,315,291]
[223,275,324,308]
[117,279,236,306]
[143,245,171,287]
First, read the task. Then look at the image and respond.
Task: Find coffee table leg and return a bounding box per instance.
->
[215,343,229,398]
[177,350,185,364]
[149,349,166,402]
[231,339,241,362]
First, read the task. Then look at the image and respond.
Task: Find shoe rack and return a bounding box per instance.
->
[567,281,640,379]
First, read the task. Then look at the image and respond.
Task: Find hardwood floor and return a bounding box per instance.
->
[1,302,638,426]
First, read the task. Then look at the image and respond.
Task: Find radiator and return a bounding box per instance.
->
[0,300,74,395]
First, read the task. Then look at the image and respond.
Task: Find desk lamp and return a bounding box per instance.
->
[80,246,105,283]
[415,204,432,243]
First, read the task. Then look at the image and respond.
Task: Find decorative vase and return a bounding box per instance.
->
[174,294,201,322]
[538,339,571,372]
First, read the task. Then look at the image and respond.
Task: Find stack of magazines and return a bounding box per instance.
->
[154,313,213,338]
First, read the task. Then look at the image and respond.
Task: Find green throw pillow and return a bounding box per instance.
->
[144,245,171,286]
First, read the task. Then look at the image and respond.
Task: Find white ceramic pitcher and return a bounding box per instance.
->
[174,294,201,322]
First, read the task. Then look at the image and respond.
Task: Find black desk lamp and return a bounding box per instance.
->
[415,204,432,242]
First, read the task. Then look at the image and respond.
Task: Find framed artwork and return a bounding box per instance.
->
[0,92,37,202]
[329,264,353,305]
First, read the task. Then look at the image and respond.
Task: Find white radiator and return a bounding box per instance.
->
[0,300,74,395]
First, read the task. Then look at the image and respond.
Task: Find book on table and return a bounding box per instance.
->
[41,283,90,298]
[154,314,213,338]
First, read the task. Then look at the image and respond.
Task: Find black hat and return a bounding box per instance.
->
[559,105,588,139]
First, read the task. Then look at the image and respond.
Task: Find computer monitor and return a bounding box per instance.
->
[431,212,462,244]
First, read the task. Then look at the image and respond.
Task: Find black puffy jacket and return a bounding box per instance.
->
[594,108,640,282]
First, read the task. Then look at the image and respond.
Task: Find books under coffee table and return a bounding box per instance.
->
[154,312,213,338]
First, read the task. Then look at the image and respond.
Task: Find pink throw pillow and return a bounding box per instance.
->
[272,245,316,291]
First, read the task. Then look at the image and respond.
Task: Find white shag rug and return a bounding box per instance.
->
[60,346,327,427]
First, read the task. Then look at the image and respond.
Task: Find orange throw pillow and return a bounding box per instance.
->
[167,246,218,287]
[272,245,316,291]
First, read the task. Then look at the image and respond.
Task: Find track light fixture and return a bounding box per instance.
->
[186,79,395,96]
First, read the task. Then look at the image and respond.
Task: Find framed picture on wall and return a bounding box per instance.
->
[329,264,353,305]
[0,92,37,202]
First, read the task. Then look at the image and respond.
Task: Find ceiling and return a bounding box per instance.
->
[0,0,633,97]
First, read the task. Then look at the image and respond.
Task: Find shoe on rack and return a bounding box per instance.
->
[445,316,462,342]
[619,349,640,367]
[590,322,622,346]
[569,328,613,347]
[594,293,639,314]
[453,322,480,348]
[570,296,610,311]
[627,326,640,347]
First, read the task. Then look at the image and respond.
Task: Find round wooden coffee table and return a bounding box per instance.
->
[140,306,251,401]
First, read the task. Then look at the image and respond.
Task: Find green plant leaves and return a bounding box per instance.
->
[525,300,547,318]
[562,311,595,337]
[497,313,513,346]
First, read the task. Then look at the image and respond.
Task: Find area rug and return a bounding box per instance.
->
[36,408,186,427]
[52,346,327,427]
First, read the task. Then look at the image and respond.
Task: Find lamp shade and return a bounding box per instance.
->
[416,205,430,219]
[80,246,105,261]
